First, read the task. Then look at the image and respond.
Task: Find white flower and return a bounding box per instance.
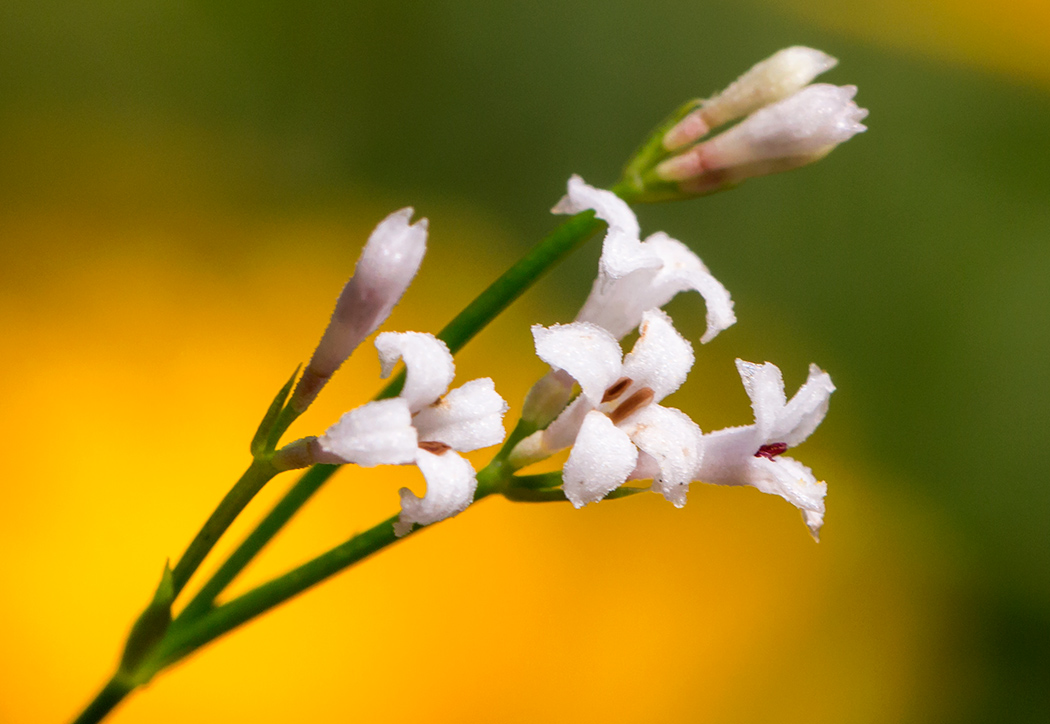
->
[512,309,703,508]
[552,175,736,344]
[694,359,835,539]
[291,208,428,411]
[317,331,508,536]
[657,84,868,188]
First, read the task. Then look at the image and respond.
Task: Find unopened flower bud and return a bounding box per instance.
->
[520,369,575,429]
[697,46,838,132]
[656,84,867,192]
[291,208,428,412]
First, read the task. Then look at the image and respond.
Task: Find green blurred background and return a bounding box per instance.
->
[1,1,1048,722]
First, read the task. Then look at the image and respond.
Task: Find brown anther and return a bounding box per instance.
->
[608,387,655,425]
[601,377,633,403]
[755,442,789,460]
[418,440,452,455]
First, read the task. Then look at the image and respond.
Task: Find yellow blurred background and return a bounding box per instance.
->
[1,1,1048,722]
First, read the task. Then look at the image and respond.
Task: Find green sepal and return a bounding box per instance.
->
[618,98,703,201]
[117,562,175,679]
[250,366,300,457]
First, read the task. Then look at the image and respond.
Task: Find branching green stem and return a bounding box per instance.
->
[68,210,608,724]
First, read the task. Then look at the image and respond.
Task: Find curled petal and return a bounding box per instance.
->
[749,456,827,540]
[317,398,418,467]
[735,359,787,441]
[621,309,695,402]
[777,363,835,446]
[562,411,638,508]
[413,377,509,453]
[375,331,455,413]
[574,233,735,343]
[644,233,736,343]
[533,322,623,404]
[393,449,478,537]
[623,404,703,508]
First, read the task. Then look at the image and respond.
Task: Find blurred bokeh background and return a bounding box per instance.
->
[1,1,1048,722]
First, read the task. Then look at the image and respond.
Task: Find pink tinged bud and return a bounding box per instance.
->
[656,84,867,187]
[292,208,428,411]
[699,46,838,130]
[694,84,867,171]
[662,108,710,152]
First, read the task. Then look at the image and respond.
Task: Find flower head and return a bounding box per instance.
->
[317,331,508,536]
[694,359,835,539]
[512,309,703,508]
[291,208,428,412]
[553,175,735,343]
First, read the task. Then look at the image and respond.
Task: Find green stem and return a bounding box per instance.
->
[155,467,506,674]
[69,677,132,724]
[178,464,339,621]
[169,458,277,596]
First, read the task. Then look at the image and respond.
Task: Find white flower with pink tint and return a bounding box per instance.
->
[695,359,834,539]
[552,175,735,343]
[512,309,703,508]
[317,332,508,536]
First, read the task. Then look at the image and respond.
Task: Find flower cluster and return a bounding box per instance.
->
[274,47,854,541]
[511,176,835,538]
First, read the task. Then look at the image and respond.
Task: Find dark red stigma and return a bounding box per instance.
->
[755,442,789,460]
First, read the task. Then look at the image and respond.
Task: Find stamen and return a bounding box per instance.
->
[419,440,452,455]
[755,442,788,459]
[608,387,655,425]
[601,377,633,403]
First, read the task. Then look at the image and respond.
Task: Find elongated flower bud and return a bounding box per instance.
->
[662,47,837,152]
[656,84,867,193]
[290,208,428,412]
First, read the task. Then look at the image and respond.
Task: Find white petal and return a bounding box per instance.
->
[552,175,659,282]
[574,234,735,343]
[540,396,595,453]
[393,449,478,537]
[412,377,509,452]
[317,398,417,467]
[749,455,827,540]
[691,425,760,487]
[621,309,694,402]
[644,233,737,343]
[375,331,454,413]
[776,363,835,446]
[532,321,623,404]
[574,266,662,340]
[562,411,638,508]
[735,359,787,440]
[622,404,703,508]
[352,207,428,337]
